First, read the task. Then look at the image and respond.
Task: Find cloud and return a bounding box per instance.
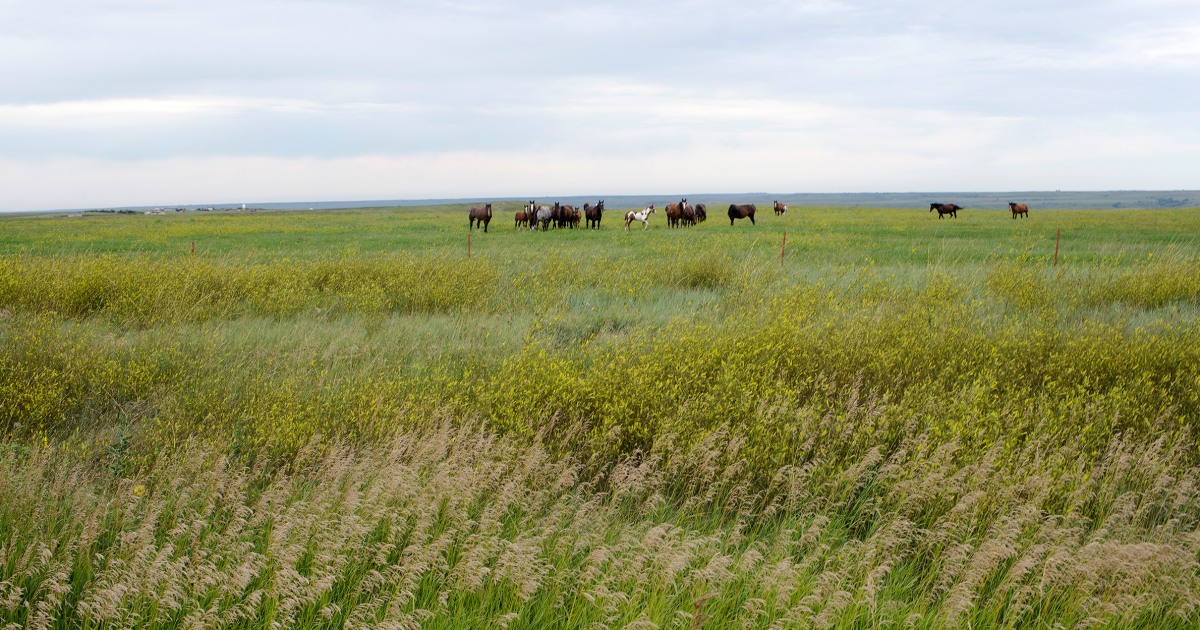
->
[0,0,1197,210]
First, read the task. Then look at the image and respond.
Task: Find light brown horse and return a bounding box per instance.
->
[469,203,493,232]
[1008,202,1029,219]
[515,208,531,229]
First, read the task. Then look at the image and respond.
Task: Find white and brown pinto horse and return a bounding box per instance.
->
[624,205,656,231]
[773,200,787,216]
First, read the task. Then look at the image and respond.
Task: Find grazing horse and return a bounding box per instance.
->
[929,203,961,219]
[693,204,707,223]
[773,200,787,216]
[728,204,756,226]
[584,200,605,229]
[624,205,655,231]
[1009,202,1029,219]
[469,203,493,232]
[665,198,688,228]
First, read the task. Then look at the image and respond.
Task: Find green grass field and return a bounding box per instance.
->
[2,204,1200,628]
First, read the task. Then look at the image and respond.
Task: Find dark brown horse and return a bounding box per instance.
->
[728,204,756,225]
[929,203,960,219]
[693,203,707,223]
[515,208,531,229]
[469,203,493,232]
[1008,202,1029,219]
[584,200,605,229]
[560,204,578,228]
[665,198,689,228]
[773,200,787,216]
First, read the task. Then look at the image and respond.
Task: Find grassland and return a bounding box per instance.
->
[2,204,1200,628]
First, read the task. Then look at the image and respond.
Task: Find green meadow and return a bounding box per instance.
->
[2,203,1200,628]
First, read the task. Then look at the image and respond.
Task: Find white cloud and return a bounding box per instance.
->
[0,0,1198,209]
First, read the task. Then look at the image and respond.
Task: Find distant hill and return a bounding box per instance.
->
[243,190,1200,211]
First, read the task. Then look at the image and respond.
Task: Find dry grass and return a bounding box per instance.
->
[2,420,1198,628]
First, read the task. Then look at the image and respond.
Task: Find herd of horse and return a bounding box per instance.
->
[469,199,1030,232]
[930,202,1030,219]
[491,199,786,232]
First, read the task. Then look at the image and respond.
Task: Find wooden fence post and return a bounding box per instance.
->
[781,231,787,267]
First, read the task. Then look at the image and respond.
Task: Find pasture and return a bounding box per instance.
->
[2,203,1200,628]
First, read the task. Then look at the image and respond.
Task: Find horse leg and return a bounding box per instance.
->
[749,215,755,225]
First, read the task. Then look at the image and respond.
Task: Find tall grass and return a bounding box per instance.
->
[2,422,1197,629]
[3,206,1200,626]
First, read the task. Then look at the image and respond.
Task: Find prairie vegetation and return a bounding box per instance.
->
[2,205,1200,628]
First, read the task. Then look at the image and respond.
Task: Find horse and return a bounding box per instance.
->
[774,200,787,216]
[728,204,756,226]
[535,204,554,231]
[547,202,564,229]
[665,198,688,228]
[469,203,493,232]
[526,201,554,231]
[693,204,707,224]
[515,208,531,229]
[571,207,582,228]
[1009,202,1029,219]
[625,205,655,231]
[929,203,961,219]
[584,200,605,229]
[681,202,696,226]
[559,204,578,229]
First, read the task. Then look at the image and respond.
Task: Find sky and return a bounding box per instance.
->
[1,0,1198,211]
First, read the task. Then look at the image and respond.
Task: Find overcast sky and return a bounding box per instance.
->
[1,0,1197,211]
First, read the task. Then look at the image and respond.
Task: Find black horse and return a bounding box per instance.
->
[929,203,961,219]
[584,200,605,229]
[728,204,756,225]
